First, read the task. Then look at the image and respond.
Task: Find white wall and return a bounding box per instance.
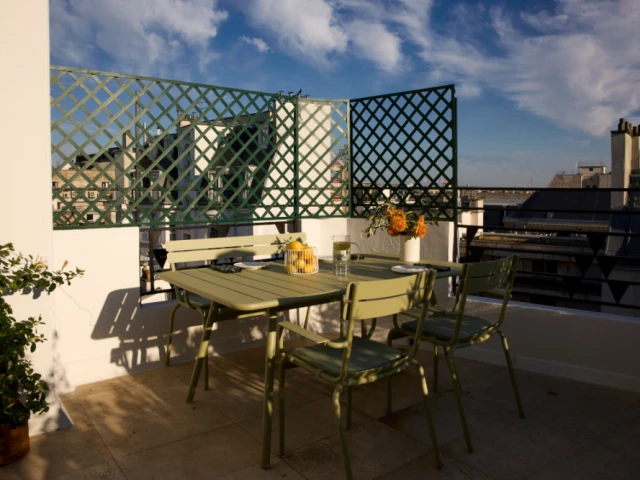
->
[0,1,62,435]
[444,298,640,392]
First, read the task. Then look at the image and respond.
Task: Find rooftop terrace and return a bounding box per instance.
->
[4,332,639,480]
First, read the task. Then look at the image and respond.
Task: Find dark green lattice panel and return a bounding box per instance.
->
[296,98,350,218]
[350,85,457,221]
[51,67,301,228]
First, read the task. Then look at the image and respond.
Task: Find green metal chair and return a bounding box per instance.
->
[387,254,524,454]
[277,270,442,479]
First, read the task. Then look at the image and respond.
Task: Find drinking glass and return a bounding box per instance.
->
[331,235,360,276]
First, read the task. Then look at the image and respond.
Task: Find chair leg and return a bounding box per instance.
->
[332,387,353,480]
[278,358,286,456]
[499,331,525,419]
[346,387,353,429]
[433,344,439,394]
[415,362,443,469]
[165,303,180,366]
[303,306,311,329]
[202,314,209,391]
[444,347,473,453]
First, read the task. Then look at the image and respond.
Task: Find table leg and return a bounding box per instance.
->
[261,310,278,468]
[186,304,216,403]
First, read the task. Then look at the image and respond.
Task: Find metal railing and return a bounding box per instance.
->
[456,186,640,315]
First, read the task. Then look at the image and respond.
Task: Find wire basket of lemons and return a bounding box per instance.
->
[284,241,318,275]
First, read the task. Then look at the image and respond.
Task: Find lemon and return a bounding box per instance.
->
[296,259,307,270]
[303,262,316,274]
[287,240,304,251]
[285,264,297,274]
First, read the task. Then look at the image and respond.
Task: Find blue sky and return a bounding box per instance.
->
[50,0,640,186]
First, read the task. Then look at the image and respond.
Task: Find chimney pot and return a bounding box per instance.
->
[288,92,293,96]
[279,90,284,95]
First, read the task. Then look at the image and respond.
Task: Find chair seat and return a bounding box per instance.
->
[181,292,211,309]
[402,314,494,342]
[289,337,407,376]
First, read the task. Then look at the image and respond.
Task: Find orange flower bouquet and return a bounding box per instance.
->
[361,201,436,239]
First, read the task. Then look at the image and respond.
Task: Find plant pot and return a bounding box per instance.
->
[399,235,420,263]
[0,422,30,465]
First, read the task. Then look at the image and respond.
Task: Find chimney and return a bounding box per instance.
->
[611,117,640,208]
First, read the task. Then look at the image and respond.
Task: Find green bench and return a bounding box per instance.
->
[163,232,307,388]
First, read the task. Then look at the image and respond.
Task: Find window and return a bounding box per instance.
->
[86,214,94,222]
[52,182,58,189]
[169,231,176,241]
[72,191,77,198]
[88,191,96,199]
[102,182,109,188]
[56,202,61,210]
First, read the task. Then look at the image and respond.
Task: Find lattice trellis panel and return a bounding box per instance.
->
[50,67,321,228]
[350,85,457,221]
[296,98,350,218]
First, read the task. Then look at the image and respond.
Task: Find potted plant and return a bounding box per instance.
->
[0,243,83,465]
[362,201,438,262]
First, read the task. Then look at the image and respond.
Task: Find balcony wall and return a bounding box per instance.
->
[9,216,633,436]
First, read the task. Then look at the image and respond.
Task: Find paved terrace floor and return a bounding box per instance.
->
[3,337,640,480]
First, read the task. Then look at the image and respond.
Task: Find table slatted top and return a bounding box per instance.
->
[159,254,460,312]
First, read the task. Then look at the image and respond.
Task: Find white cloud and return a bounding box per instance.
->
[396,0,640,136]
[245,0,348,68]
[347,20,403,72]
[244,0,408,72]
[50,0,228,76]
[240,36,271,53]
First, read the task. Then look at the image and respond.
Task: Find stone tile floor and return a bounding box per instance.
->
[3,343,640,479]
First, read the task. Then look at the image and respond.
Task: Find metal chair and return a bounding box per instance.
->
[387,254,524,454]
[276,270,442,479]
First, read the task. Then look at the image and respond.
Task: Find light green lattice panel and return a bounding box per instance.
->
[296,98,350,218]
[350,85,457,221]
[51,66,298,228]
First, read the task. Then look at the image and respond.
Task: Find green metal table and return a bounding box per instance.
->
[159,253,460,468]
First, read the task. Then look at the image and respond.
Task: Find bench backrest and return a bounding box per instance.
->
[164,232,307,270]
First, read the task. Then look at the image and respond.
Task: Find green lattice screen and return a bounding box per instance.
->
[350,85,457,221]
[296,98,349,218]
[50,67,346,228]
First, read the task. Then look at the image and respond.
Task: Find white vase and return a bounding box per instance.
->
[399,236,420,263]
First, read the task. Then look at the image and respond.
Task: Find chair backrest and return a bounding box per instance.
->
[335,270,437,380]
[164,232,307,270]
[449,254,518,342]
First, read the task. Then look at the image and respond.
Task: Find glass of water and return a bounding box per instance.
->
[331,235,360,276]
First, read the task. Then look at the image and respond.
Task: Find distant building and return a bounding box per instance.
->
[459,118,640,316]
[548,162,611,189]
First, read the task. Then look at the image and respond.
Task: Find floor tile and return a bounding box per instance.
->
[215,457,305,480]
[375,452,493,479]
[0,427,112,480]
[238,397,371,454]
[283,420,430,480]
[116,424,261,480]
[442,414,578,480]
[52,460,126,479]
[93,400,232,457]
[528,440,640,480]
